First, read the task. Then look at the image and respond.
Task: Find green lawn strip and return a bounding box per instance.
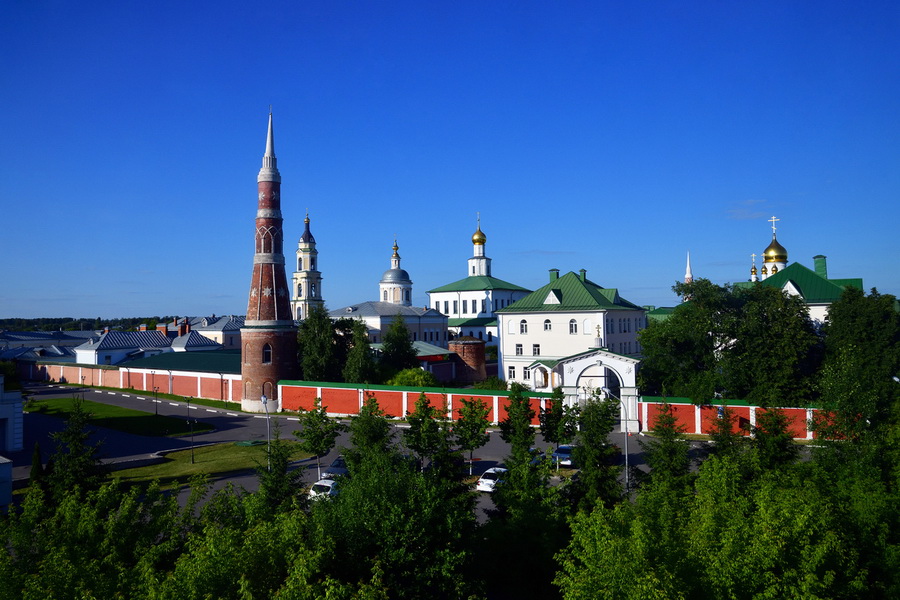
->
[24,396,214,437]
[48,382,237,411]
[112,441,312,489]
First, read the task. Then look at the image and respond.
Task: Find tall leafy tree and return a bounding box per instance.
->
[572,394,621,510]
[540,387,579,450]
[379,314,418,379]
[251,422,301,518]
[345,394,394,468]
[639,402,692,489]
[639,279,737,401]
[455,396,491,475]
[294,397,345,480]
[722,284,821,406]
[296,304,338,382]
[403,393,447,470]
[498,382,536,465]
[342,319,377,384]
[44,396,107,501]
[750,407,799,471]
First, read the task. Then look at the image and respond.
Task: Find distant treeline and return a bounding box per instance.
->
[0,317,178,332]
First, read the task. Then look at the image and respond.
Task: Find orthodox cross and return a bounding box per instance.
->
[768,215,779,234]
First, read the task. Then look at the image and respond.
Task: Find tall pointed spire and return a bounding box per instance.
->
[684,251,693,284]
[258,110,281,183]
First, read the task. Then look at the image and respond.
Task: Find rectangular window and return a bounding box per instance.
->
[434,302,440,312]
[444,301,449,314]
[481,299,486,314]
[508,366,516,379]
[462,300,468,314]
[523,367,531,380]
[532,344,540,356]
[515,344,523,356]
[453,301,458,314]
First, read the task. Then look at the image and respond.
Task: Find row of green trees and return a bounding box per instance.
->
[296,306,420,385]
[0,317,178,332]
[4,380,899,598]
[639,281,900,410]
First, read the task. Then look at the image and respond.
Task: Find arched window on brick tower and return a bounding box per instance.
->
[262,343,272,364]
[263,381,274,400]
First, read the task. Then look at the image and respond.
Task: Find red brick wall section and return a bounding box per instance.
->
[759,408,808,439]
[321,388,360,415]
[280,386,319,412]
[372,390,403,418]
[200,376,226,401]
[449,394,497,423]
[646,403,695,434]
[700,405,754,437]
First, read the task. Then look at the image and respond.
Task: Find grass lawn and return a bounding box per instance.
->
[112,441,312,489]
[24,396,214,437]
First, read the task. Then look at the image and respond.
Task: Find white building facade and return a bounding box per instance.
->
[497,269,646,392]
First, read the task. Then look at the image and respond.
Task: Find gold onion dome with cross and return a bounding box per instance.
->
[472,226,487,245]
[762,215,788,264]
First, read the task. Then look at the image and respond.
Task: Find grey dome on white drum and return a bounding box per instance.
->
[378,240,413,306]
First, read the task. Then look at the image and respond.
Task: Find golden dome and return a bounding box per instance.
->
[763,235,788,263]
[472,226,486,245]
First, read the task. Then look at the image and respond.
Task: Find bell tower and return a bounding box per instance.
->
[291,212,324,320]
[240,112,299,412]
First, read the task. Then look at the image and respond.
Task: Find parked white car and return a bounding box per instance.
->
[308,479,339,500]
[475,467,508,493]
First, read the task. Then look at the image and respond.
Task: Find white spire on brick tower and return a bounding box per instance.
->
[240,110,298,412]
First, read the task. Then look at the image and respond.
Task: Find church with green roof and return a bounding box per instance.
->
[427,219,531,345]
[736,217,863,323]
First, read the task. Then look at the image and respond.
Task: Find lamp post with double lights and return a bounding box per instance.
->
[600,386,640,494]
[261,394,271,471]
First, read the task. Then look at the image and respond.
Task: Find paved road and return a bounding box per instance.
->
[10,383,652,519]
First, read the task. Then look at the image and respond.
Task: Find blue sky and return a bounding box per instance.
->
[1,1,897,319]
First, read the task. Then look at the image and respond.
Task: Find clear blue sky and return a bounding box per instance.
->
[2,1,897,319]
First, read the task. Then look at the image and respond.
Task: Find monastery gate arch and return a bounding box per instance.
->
[554,349,641,433]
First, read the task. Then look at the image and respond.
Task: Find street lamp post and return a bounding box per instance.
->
[153,386,159,417]
[601,386,638,494]
[261,394,271,471]
[81,376,85,400]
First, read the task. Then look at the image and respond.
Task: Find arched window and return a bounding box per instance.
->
[543,319,552,331]
[298,257,303,270]
[487,332,493,342]
[569,319,577,334]
[262,343,272,364]
[405,290,410,303]
[311,284,316,297]
[519,319,528,334]
[383,290,388,301]
[297,284,302,297]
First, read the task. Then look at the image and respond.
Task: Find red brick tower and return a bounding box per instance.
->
[240,112,299,412]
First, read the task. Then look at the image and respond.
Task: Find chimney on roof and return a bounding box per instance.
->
[156,323,167,334]
[138,324,148,331]
[813,255,828,279]
[579,269,587,282]
[178,319,187,337]
[549,268,559,282]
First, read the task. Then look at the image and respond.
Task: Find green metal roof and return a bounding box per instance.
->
[447,317,497,327]
[427,275,531,294]
[370,341,450,358]
[647,306,677,322]
[496,271,643,313]
[121,349,242,374]
[734,262,862,304]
